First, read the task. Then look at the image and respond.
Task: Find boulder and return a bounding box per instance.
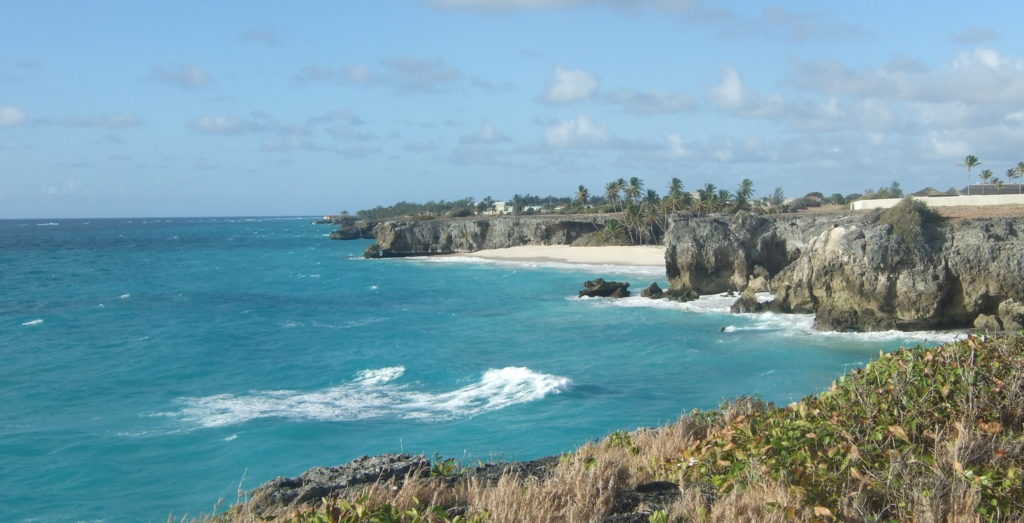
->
[247,454,429,519]
[640,282,664,299]
[579,278,631,298]
[363,243,382,258]
[973,313,1003,332]
[998,298,1024,331]
[730,290,764,313]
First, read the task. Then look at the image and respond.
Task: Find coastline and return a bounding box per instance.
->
[453,245,666,267]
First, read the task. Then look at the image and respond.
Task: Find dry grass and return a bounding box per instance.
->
[208,335,1024,523]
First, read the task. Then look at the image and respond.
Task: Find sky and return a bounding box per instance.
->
[2,1,1023,218]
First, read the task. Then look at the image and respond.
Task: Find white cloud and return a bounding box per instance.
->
[0,106,26,127]
[542,66,598,103]
[460,121,509,144]
[709,66,784,117]
[791,48,1024,105]
[189,115,247,135]
[665,133,690,158]
[544,115,608,147]
[604,89,695,113]
[151,64,211,88]
[383,57,461,92]
[345,65,374,84]
[950,27,998,45]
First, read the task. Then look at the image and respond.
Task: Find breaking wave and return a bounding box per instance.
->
[168,366,572,428]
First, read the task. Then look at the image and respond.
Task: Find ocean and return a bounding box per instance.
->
[0,217,960,521]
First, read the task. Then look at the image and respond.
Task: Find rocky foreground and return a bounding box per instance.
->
[216,335,1024,522]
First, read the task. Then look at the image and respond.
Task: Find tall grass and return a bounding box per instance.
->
[209,335,1024,522]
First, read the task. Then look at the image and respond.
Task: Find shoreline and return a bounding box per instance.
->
[452,245,666,267]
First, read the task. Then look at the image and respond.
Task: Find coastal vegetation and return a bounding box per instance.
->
[215,334,1024,522]
[875,197,945,243]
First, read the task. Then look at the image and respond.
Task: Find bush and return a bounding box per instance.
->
[446,207,475,218]
[876,197,944,243]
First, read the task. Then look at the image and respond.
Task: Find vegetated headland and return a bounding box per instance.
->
[209,334,1024,522]
[330,175,1024,334]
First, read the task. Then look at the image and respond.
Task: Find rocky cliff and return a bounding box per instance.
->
[665,211,1024,332]
[369,215,614,257]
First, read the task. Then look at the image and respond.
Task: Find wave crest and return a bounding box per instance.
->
[169,366,571,428]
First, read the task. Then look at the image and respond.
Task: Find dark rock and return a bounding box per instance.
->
[664,288,699,302]
[247,453,429,519]
[998,298,1024,330]
[363,243,382,259]
[462,456,559,486]
[640,282,664,299]
[974,313,1003,331]
[579,278,631,298]
[730,291,764,313]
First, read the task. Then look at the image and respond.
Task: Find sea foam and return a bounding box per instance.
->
[170,366,571,428]
[21,319,44,326]
[582,292,965,344]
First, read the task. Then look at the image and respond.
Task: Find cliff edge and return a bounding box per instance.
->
[665,210,1024,332]
[369,215,616,257]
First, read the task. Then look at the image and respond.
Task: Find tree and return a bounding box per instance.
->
[735,178,754,211]
[769,187,785,207]
[625,177,644,204]
[1013,162,1024,194]
[575,185,590,208]
[962,155,981,195]
[979,169,994,193]
[604,181,621,211]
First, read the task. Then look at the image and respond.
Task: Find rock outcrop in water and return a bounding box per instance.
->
[368,215,615,257]
[579,278,631,298]
[665,212,1024,332]
[328,219,377,240]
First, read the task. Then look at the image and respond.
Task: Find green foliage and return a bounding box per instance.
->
[605,431,640,455]
[445,207,474,218]
[647,509,668,523]
[430,456,462,479]
[671,335,1024,520]
[861,181,904,200]
[876,197,944,243]
[357,198,478,220]
[291,496,480,523]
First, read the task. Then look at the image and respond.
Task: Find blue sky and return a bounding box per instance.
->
[2,1,1023,218]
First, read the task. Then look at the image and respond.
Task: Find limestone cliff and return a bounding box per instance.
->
[369,215,615,257]
[665,212,1024,332]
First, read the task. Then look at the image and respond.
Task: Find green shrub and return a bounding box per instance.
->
[877,197,944,243]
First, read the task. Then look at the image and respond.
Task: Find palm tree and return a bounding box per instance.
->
[962,155,981,195]
[735,178,754,211]
[625,177,644,204]
[979,169,994,193]
[1007,168,1018,193]
[604,181,620,212]
[697,183,717,215]
[1014,162,1024,194]
[575,185,589,208]
[995,178,1005,192]
[716,189,732,212]
[668,177,683,198]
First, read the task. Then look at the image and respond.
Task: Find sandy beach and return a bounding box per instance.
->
[463,245,666,267]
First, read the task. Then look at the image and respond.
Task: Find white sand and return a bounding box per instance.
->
[463,245,665,267]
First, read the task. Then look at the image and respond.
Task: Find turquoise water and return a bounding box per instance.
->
[0,218,959,522]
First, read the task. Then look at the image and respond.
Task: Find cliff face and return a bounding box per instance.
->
[371,215,614,256]
[665,212,1024,332]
